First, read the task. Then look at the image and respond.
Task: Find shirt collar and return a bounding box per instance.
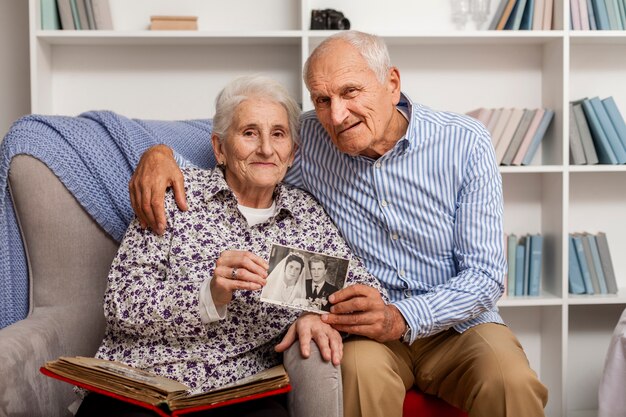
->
[203,167,297,222]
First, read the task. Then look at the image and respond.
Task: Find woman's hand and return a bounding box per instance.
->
[275,313,343,366]
[210,250,269,309]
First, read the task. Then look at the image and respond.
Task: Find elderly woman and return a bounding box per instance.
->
[75,75,385,417]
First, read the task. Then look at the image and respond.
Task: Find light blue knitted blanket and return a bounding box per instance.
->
[0,111,214,328]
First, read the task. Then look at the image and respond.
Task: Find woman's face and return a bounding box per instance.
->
[285,260,303,282]
[213,97,295,202]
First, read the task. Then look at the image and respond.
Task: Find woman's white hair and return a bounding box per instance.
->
[212,75,301,145]
[303,31,391,89]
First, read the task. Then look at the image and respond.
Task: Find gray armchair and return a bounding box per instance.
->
[0,155,118,417]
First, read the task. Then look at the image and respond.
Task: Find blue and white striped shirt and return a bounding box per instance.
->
[285,94,505,342]
[176,93,506,343]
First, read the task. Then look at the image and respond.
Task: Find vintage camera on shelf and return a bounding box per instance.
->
[310,9,351,30]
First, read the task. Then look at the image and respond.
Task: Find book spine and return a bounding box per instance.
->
[572,103,599,164]
[573,235,594,294]
[588,234,608,294]
[521,109,555,165]
[590,97,626,163]
[507,234,517,296]
[528,234,543,296]
[581,99,618,164]
[569,104,587,164]
[596,232,618,294]
[568,236,586,294]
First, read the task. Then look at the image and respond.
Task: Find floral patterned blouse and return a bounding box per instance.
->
[95,167,385,393]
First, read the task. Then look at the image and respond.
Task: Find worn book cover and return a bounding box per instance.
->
[41,357,290,417]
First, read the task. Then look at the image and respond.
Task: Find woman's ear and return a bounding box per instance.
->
[211,133,224,165]
[288,143,298,168]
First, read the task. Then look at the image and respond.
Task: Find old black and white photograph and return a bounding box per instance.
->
[260,243,349,314]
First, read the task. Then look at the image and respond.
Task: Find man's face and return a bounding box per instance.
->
[307,40,402,158]
[309,261,327,284]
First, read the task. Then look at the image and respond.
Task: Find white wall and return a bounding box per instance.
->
[0,0,30,140]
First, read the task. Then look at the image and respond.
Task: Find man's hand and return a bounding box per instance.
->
[275,313,343,366]
[129,144,187,235]
[321,284,407,343]
[211,251,269,308]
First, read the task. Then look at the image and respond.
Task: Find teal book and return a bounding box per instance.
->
[523,235,532,295]
[572,235,594,294]
[528,234,543,296]
[587,234,608,294]
[589,97,626,163]
[581,233,601,294]
[596,232,618,294]
[592,0,611,29]
[507,234,518,296]
[581,99,618,164]
[521,109,554,165]
[520,0,535,29]
[618,0,626,28]
[602,97,626,156]
[69,0,81,30]
[41,0,61,30]
[505,0,529,29]
[605,0,622,28]
[514,241,525,296]
[568,236,586,294]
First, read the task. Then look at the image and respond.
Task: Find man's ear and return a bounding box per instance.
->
[211,133,224,164]
[388,66,402,105]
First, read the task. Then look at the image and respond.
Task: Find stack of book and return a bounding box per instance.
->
[568,232,618,295]
[570,96,626,165]
[489,0,555,30]
[467,107,554,165]
[504,234,544,297]
[41,0,113,30]
[570,0,626,30]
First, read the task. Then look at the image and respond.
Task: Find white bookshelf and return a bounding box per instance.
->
[27,0,626,415]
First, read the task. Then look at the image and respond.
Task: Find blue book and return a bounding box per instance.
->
[587,0,598,29]
[589,97,626,163]
[507,234,518,297]
[602,96,626,156]
[592,0,611,29]
[573,235,594,294]
[568,236,586,294]
[520,0,535,29]
[587,234,608,294]
[521,109,554,165]
[514,243,525,296]
[528,234,543,296]
[581,99,619,164]
[505,0,529,29]
[605,0,622,29]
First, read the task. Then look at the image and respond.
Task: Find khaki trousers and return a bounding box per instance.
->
[342,323,548,417]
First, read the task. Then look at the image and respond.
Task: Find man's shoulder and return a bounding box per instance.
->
[414,104,488,137]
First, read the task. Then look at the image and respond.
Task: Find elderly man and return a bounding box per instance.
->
[129,31,548,417]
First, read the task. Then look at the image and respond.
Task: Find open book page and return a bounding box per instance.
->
[42,357,289,413]
[168,365,290,410]
[42,356,188,406]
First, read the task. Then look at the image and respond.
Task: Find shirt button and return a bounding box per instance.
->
[381,199,388,207]
[399,269,406,277]
[403,289,411,298]
[391,233,399,241]
[375,161,382,169]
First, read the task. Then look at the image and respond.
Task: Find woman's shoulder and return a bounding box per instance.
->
[163,167,215,214]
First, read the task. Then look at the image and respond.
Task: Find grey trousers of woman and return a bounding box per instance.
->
[283,341,343,417]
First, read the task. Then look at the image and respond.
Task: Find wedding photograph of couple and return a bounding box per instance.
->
[261,244,349,313]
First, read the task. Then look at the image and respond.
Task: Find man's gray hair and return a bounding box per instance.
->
[303,31,391,89]
[212,75,301,145]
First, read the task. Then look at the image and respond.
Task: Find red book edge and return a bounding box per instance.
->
[40,366,291,416]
